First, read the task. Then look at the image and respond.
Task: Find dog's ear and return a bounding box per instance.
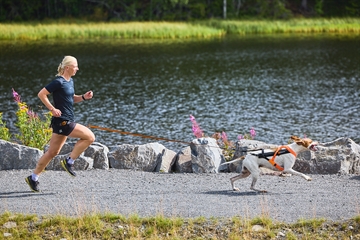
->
[295,138,313,148]
[291,135,301,142]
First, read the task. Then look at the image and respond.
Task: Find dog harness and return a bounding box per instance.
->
[250,146,297,171]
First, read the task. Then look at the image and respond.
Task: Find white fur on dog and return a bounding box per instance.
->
[222,136,318,192]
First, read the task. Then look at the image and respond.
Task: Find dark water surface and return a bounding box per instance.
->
[0,34,359,151]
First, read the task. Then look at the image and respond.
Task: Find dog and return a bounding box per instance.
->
[222,136,318,192]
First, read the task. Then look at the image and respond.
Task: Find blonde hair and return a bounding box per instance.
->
[56,56,77,76]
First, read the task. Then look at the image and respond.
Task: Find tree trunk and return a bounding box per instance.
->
[236,0,242,16]
[223,0,226,19]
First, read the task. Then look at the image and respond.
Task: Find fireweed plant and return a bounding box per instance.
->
[189,115,256,161]
[10,88,52,149]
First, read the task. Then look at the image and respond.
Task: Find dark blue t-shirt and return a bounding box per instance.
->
[45,76,75,121]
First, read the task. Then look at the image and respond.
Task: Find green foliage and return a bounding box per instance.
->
[2,89,53,149]
[250,216,273,228]
[0,22,225,40]
[256,0,293,19]
[14,101,52,149]
[315,0,324,16]
[1,212,359,239]
[200,18,360,35]
[293,218,327,229]
[346,0,360,16]
[0,0,358,22]
[0,112,11,141]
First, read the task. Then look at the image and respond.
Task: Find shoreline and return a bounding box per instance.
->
[1,18,360,41]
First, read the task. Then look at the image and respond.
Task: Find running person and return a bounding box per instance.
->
[25,56,95,192]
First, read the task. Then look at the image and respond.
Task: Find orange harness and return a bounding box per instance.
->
[268,145,297,171]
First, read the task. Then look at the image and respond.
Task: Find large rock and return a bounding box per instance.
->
[295,137,360,174]
[228,139,278,173]
[190,137,226,173]
[108,142,175,172]
[157,147,177,173]
[44,141,109,171]
[228,137,360,175]
[173,146,192,173]
[0,140,43,170]
[84,142,110,170]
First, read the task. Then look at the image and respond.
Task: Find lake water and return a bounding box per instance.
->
[0,34,359,151]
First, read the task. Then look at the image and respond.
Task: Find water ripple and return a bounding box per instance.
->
[0,36,359,151]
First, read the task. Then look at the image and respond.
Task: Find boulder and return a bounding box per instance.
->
[108,142,175,172]
[173,146,192,173]
[295,137,360,174]
[0,139,42,170]
[190,137,226,173]
[157,147,177,173]
[228,137,360,175]
[84,142,110,170]
[228,139,278,173]
[44,141,109,171]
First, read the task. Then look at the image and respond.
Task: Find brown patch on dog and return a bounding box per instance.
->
[291,135,313,148]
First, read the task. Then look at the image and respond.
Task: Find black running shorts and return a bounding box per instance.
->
[51,118,76,136]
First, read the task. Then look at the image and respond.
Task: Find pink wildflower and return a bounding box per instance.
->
[237,135,244,140]
[221,131,228,142]
[250,127,256,139]
[189,115,195,122]
[221,131,230,147]
[12,88,21,103]
[27,110,38,119]
[189,115,203,138]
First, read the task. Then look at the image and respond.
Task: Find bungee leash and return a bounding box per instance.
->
[87,124,274,153]
[88,124,191,145]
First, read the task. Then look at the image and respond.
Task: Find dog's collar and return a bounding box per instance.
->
[268,145,297,171]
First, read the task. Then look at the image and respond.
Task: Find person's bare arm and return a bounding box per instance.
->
[74,90,93,103]
[38,88,61,117]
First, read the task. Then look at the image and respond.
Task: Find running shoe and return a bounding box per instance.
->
[25,175,39,192]
[61,159,77,177]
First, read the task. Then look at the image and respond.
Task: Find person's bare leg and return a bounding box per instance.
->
[26,133,67,192]
[68,123,95,160]
[34,133,67,175]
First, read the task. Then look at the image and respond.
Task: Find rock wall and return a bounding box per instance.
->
[1,137,359,174]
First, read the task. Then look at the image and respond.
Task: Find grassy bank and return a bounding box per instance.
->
[0,22,225,40]
[1,212,360,239]
[0,18,359,40]
[202,18,360,34]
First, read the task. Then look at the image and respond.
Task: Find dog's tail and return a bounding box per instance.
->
[220,156,245,166]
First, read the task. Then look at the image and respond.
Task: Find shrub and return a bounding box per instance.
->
[0,112,11,141]
[189,114,256,161]
[10,88,52,149]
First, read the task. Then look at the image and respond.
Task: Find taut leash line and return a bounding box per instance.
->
[88,124,191,145]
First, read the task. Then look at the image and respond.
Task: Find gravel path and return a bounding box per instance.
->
[1,169,359,223]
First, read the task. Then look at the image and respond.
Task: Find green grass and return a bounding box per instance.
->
[201,18,360,35]
[0,18,359,40]
[1,212,360,239]
[0,22,225,40]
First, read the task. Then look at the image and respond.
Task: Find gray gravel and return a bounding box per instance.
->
[1,169,359,223]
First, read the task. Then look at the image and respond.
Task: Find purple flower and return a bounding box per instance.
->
[27,110,38,119]
[221,131,228,142]
[189,115,203,138]
[12,88,21,103]
[250,127,256,139]
[237,135,244,140]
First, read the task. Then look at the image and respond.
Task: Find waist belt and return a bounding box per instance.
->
[51,118,72,126]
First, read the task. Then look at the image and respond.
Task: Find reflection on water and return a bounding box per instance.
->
[0,34,359,150]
